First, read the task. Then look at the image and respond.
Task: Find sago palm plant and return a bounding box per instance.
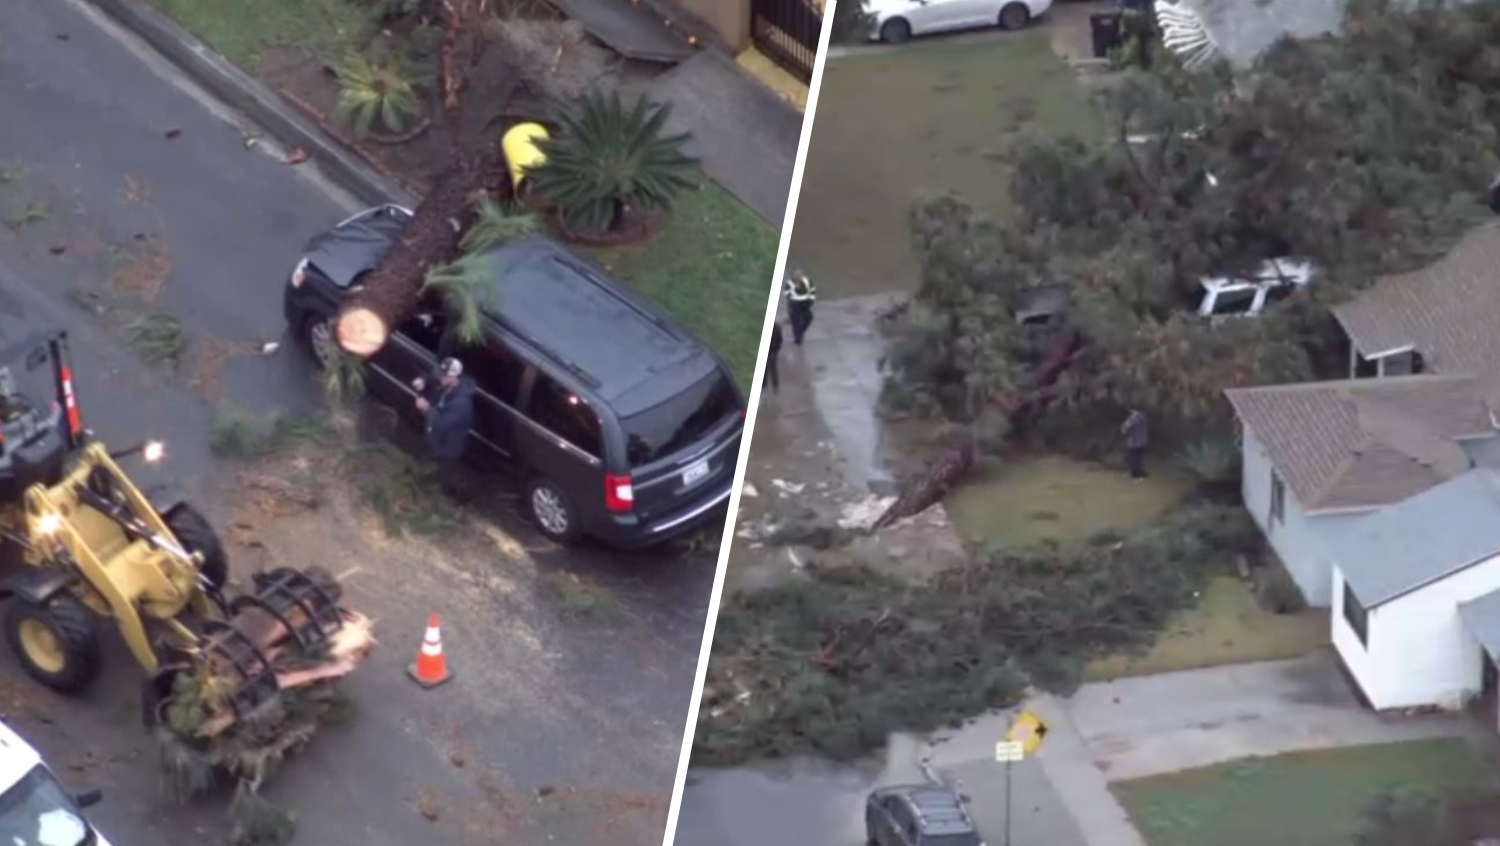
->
[531,91,699,233]
[334,52,431,139]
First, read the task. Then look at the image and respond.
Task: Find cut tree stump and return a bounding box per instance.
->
[335,143,511,357]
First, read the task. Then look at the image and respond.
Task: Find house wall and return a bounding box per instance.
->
[1333,558,1500,710]
[1242,428,1369,606]
[670,0,751,52]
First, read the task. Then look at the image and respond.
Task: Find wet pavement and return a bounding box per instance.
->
[0,2,712,843]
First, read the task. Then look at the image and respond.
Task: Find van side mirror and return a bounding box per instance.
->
[74,789,102,809]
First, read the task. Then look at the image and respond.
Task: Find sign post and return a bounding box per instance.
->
[997,710,1049,846]
[993,741,1024,846]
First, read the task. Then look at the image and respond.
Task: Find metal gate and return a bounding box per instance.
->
[750,0,821,83]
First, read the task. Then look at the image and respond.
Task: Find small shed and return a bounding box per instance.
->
[1331,469,1500,717]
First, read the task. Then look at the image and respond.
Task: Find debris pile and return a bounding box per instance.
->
[152,567,376,845]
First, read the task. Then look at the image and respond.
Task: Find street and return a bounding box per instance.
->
[0,1,715,843]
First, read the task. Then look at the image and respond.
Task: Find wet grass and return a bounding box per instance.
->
[347,444,460,537]
[588,179,777,392]
[790,32,1102,298]
[542,571,621,618]
[1086,576,1327,680]
[146,0,373,69]
[1115,739,1491,846]
[209,408,334,459]
[123,313,189,367]
[5,199,51,233]
[946,455,1194,551]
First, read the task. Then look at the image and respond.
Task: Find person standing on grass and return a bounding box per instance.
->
[413,357,477,502]
[1121,407,1149,481]
[764,321,783,396]
[785,268,817,345]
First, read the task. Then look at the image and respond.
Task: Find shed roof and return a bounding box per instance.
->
[1225,375,1495,512]
[1459,588,1500,659]
[1331,223,1500,372]
[1335,469,1500,606]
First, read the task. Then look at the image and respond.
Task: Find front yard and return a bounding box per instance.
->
[146,0,776,394]
[1087,576,1327,680]
[1115,739,1492,846]
[790,32,1101,298]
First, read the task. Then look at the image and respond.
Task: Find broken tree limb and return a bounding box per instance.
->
[334,143,510,357]
[871,332,1084,531]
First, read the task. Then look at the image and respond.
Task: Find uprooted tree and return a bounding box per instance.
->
[696,504,1261,764]
[882,0,1500,445]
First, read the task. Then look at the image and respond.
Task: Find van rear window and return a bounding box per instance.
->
[623,371,737,468]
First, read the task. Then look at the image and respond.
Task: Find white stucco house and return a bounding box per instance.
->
[1331,470,1500,720]
[1224,374,1500,606]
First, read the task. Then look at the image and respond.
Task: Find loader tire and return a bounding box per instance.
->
[6,596,100,693]
[165,503,228,590]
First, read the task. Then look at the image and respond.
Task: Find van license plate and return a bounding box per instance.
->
[682,460,709,486]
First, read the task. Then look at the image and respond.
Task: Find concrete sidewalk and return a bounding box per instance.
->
[632,50,804,226]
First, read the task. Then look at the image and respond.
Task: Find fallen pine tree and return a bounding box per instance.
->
[694,502,1259,765]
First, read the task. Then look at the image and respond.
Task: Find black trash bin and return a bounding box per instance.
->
[1090,12,1123,58]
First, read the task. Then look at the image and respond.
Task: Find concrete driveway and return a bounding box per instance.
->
[0,2,715,843]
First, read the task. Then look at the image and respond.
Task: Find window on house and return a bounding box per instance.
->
[1270,471,1286,524]
[1343,581,1369,647]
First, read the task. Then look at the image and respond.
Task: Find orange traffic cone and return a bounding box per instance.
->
[407,613,453,689]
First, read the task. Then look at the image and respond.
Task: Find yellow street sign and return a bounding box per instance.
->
[1006,710,1048,755]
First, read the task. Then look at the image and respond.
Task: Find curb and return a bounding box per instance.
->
[82,0,417,210]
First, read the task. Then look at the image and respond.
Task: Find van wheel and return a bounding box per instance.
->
[6,595,100,693]
[300,313,339,371]
[526,476,581,545]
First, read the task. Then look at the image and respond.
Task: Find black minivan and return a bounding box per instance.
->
[282,204,743,548]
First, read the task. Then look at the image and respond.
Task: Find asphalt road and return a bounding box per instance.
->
[0,2,716,843]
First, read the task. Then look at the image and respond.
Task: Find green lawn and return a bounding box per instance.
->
[1115,740,1492,846]
[1087,576,1327,680]
[790,32,1101,298]
[589,180,778,392]
[947,455,1193,550]
[147,0,370,68]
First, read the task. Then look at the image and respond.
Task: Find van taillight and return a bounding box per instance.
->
[605,472,634,513]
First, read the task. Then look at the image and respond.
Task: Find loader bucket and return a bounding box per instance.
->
[145,566,372,736]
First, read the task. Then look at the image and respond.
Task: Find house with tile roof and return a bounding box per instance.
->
[1333,223,1500,379]
[1224,374,1500,606]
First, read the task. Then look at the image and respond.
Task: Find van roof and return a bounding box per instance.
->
[482,238,712,405]
[0,720,43,793]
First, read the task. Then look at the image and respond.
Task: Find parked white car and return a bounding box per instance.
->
[868,0,1052,43]
[0,720,112,846]
[1197,257,1315,318]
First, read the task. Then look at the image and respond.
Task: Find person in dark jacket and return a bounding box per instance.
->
[412,357,478,501]
[764,321,783,396]
[784,269,817,346]
[1121,407,1149,480]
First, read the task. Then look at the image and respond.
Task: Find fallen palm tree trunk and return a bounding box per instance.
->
[335,143,511,357]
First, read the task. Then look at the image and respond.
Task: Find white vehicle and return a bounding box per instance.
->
[868,0,1052,43]
[1197,257,1315,318]
[0,721,111,846]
